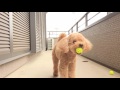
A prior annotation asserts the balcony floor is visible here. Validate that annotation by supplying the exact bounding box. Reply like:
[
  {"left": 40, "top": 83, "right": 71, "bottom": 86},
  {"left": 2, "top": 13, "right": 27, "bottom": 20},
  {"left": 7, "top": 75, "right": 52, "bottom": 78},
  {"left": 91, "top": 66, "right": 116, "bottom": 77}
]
[{"left": 6, "top": 50, "right": 120, "bottom": 78}]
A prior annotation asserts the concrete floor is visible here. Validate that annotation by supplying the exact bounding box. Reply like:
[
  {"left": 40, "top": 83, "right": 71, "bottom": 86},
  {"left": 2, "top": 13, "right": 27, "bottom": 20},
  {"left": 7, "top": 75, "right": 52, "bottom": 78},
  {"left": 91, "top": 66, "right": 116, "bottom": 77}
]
[{"left": 6, "top": 50, "right": 120, "bottom": 78}]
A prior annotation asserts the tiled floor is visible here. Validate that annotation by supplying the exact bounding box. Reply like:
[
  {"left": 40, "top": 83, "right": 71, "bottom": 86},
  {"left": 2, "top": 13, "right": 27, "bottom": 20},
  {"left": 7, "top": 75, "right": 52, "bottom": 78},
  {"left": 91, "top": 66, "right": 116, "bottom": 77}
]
[{"left": 6, "top": 50, "right": 120, "bottom": 78}]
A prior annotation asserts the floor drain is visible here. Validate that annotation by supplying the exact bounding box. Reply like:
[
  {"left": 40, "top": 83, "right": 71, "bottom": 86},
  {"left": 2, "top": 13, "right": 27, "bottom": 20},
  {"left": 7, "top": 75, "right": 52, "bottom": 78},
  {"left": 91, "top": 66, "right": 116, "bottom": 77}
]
[{"left": 82, "top": 61, "right": 88, "bottom": 62}]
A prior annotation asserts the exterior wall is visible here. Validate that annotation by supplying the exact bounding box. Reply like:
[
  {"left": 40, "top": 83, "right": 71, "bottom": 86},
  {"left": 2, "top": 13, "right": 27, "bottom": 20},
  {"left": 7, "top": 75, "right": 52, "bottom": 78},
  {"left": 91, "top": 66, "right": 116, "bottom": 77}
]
[
  {"left": 81, "top": 13, "right": 120, "bottom": 72},
  {"left": 0, "top": 12, "right": 46, "bottom": 78},
  {"left": 0, "top": 54, "right": 29, "bottom": 78},
  {"left": 0, "top": 52, "right": 43, "bottom": 78}
]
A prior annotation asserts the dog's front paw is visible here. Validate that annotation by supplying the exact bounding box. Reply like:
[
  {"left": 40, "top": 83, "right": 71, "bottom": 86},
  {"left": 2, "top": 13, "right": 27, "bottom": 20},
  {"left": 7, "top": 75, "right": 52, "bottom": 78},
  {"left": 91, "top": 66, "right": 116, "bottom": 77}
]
[{"left": 53, "top": 72, "right": 58, "bottom": 77}]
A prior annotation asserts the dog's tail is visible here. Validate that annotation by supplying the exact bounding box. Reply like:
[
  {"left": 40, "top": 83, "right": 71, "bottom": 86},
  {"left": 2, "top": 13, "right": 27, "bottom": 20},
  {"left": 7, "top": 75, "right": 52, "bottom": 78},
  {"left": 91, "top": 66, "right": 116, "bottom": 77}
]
[{"left": 57, "top": 33, "right": 66, "bottom": 42}]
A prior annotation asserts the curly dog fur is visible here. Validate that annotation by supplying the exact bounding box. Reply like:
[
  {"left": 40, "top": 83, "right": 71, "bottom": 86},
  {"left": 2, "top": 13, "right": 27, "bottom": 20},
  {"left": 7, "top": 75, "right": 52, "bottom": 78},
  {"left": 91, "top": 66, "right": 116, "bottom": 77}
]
[{"left": 52, "top": 32, "right": 93, "bottom": 78}]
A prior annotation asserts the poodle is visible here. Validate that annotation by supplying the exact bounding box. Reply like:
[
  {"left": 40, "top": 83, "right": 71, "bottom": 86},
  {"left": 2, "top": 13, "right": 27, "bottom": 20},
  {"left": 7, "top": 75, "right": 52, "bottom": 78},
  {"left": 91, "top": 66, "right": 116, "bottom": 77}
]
[{"left": 52, "top": 32, "right": 93, "bottom": 78}]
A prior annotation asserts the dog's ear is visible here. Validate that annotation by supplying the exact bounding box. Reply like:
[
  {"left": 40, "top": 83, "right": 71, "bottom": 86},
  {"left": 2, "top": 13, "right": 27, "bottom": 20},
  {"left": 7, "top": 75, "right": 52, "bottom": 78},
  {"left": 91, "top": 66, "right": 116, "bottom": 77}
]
[
  {"left": 58, "top": 38, "right": 69, "bottom": 53},
  {"left": 84, "top": 38, "right": 93, "bottom": 52}
]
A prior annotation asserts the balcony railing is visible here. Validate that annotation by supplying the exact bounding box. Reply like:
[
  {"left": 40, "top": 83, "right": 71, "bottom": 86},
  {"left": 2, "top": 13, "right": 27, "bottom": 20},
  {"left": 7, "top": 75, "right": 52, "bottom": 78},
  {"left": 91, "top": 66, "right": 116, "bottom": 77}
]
[
  {"left": 47, "top": 31, "right": 68, "bottom": 38},
  {"left": 47, "top": 12, "right": 113, "bottom": 38}
]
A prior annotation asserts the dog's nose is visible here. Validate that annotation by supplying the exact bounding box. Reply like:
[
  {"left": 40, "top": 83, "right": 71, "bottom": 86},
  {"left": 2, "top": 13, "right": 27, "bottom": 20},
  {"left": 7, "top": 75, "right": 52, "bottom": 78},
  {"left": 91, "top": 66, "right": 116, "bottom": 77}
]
[{"left": 79, "top": 44, "right": 83, "bottom": 48}]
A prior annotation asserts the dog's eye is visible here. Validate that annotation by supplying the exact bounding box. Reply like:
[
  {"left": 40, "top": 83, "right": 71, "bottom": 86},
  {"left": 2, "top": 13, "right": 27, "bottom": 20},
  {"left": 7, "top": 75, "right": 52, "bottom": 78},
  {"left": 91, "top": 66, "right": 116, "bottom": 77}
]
[{"left": 73, "top": 40, "right": 76, "bottom": 43}]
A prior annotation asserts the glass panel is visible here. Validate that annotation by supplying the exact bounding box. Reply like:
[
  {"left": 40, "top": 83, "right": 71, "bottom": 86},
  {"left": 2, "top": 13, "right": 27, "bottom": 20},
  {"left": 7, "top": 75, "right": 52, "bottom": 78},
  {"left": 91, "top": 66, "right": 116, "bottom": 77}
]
[
  {"left": 66, "top": 32, "right": 68, "bottom": 35},
  {"left": 88, "top": 12, "right": 99, "bottom": 20},
  {"left": 78, "top": 17, "right": 85, "bottom": 27},
  {"left": 88, "top": 12, "right": 107, "bottom": 26},
  {"left": 73, "top": 25, "right": 76, "bottom": 32},
  {"left": 69, "top": 30, "right": 72, "bottom": 34},
  {"left": 78, "top": 23, "right": 85, "bottom": 32}
]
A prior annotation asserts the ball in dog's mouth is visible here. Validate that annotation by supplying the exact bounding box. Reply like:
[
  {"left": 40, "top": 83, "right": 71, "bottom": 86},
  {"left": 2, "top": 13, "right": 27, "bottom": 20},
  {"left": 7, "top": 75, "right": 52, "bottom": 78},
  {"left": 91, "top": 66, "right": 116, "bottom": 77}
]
[{"left": 75, "top": 48, "right": 83, "bottom": 54}]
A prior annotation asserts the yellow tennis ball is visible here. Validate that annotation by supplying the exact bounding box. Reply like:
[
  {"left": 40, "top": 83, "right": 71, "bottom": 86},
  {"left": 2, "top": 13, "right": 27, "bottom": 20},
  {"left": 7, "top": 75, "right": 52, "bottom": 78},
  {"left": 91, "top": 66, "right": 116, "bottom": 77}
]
[
  {"left": 76, "top": 48, "right": 83, "bottom": 54},
  {"left": 109, "top": 70, "right": 114, "bottom": 75}
]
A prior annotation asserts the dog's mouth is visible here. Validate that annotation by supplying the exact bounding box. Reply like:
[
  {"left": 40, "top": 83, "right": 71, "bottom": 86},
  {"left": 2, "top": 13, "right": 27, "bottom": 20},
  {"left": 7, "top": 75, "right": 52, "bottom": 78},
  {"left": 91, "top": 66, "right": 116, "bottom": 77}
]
[{"left": 77, "top": 53, "right": 82, "bottom": 55}]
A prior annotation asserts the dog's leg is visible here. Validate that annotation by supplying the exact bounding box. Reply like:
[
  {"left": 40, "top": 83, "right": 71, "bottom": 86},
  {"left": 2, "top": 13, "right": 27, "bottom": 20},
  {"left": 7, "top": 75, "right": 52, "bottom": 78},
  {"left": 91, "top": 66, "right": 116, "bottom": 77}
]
[
  {"left": 59, "top": 61, "right": 69, "bottom": 78},
  {"left": 68, "top": 59, "right": 76, "bottom": 78},
  {"left": 52, "top": 53, "right": 59, "bottom": 77}
]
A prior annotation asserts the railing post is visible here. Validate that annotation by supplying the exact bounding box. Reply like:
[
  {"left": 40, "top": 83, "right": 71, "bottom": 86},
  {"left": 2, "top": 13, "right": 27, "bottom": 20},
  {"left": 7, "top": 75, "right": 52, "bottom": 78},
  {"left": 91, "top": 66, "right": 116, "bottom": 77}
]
[
  {"left": 71, "top": 28, "right": 73, "bottom": 33},
  {"left": 85, "top": 14, "right": 88, "bottom": 27},
  {"left": 76, "top": 22, "right": 78, "bottom": 32},
  {"left": 49, "top": 32, "right": 50, "bottom": 38}
]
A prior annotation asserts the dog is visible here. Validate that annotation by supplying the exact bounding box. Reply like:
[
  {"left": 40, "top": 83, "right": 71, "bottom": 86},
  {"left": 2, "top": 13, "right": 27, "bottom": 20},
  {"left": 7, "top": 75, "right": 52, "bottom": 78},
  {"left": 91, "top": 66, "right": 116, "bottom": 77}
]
[{"left": 52, "top": 32, "right": 93, "bottom": 78}]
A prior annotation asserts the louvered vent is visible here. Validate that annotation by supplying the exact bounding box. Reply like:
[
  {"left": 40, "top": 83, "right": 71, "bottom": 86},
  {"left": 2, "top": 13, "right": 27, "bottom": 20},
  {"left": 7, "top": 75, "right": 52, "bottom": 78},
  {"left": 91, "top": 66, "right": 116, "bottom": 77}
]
[
  {"left": 0, "top": 12, "right": 10, "bottom": 55},
  {"left": 13, "top": 12, "right": 30, "bottom": 52}
]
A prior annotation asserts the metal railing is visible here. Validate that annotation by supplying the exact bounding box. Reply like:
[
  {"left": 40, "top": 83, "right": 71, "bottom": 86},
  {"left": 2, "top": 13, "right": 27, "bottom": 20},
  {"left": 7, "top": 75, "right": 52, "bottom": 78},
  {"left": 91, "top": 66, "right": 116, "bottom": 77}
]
[
  {"left": 68, "top": 12, "right": 89, "bottom": 34},
  {"left": 47, "top": 12, "right": 113, "bottom": 38},
  {"left": 47, "top": 31, "right": 68, "bottom": 38}
]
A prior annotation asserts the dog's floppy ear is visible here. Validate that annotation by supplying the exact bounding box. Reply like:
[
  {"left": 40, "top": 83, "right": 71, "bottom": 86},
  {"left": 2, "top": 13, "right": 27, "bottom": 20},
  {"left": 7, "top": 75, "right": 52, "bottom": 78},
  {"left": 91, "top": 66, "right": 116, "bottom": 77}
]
[
  {"left": 58, "top": 37, "right": 69, "bottom": 53},
  {"left": 84, "top": 38, "right": 93, "bottom": 52}
]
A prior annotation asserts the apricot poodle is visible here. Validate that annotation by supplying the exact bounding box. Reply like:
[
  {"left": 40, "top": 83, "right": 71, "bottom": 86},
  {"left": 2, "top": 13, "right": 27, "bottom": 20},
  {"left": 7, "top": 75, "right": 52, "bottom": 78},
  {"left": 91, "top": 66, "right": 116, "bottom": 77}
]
[{"left": 52, "top": 32, "right": 93, "bottom": 78}]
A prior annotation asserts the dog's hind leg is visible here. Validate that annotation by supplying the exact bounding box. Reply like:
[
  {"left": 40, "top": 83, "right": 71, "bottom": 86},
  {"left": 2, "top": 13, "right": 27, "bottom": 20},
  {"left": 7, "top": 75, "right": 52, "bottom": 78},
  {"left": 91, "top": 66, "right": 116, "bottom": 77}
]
[{"left": 52, "top": 51, "right": 59, "bottom": 77}]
